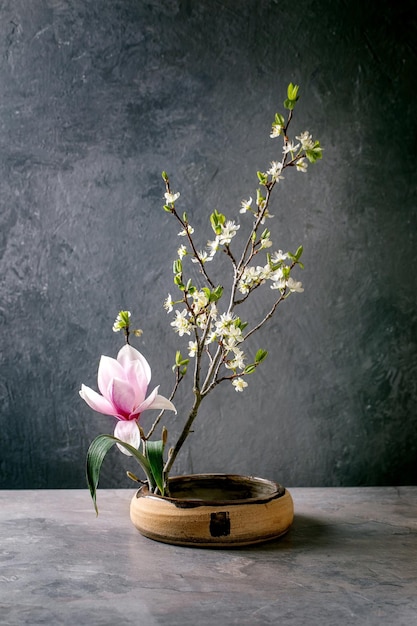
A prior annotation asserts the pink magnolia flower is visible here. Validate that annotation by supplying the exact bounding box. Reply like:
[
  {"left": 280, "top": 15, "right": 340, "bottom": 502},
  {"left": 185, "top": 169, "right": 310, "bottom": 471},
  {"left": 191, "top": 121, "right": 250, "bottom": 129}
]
[{"left": 80, "top": 345, "right": 176, "bottom": 454}]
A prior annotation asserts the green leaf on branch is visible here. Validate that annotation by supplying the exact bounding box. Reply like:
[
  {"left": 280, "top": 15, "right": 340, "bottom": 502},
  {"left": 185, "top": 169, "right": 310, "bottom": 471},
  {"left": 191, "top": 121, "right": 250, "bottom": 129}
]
[
  {"left": 287, "top": 83, "right": 300, "bottom": 101},
  {"left": 113, "top": 310, "right": 131, "bottom": 332},
  {"left": 282, "top": 266, "right": 291, "bottom": 280},
  {"left": 274, "top": 112, "right": 285, "bottom": 126},
  {"left": 210, "top": 209, "right": 226, "bottom": 234},
  {"left": 185, "top": 278, "right": 196, "bottom": 293},
  {"left": 284, "top": 82, "right": 300, "bottom": 110},
  {"left": 284, "top": 99, "right": 295, "bottom": 110},
  {"left": 255, "top": 349, "right": 268, "bottom": 363},
  {"left": 173, "top": 275, "right": 184, "bottom": 289},
  {"left": 174, "top": 351, "right": 189, "bottom": 372},
  {"left": 257, "top": 171, "right": 268, "bottom": 186},
  {"left": 288, "top": 246, "right": 304, "bottom": 268},
  {"left": 86, "top": 434, "right": 154, "bottom": 515},
  {"left": 173, "top": 259, "right": 182, "bottom": 275},
  {"left": 256, "top": 189, "right": 265, "bottom": 206},
  {"left": 306, "top": 141, "right": 323, "bottom": 163},
  {"left": 211, "top": 285, "right": 223, "bottom": 302},
  {"left": 201, "top": 285, "right": 223, "bottom": 303},
  {"left": 175, "top": 350, "right": 182, "bottom": 366}
]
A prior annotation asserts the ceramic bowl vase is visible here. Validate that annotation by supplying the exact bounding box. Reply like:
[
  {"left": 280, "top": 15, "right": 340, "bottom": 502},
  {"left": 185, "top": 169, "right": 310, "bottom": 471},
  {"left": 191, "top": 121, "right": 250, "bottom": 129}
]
[{"left": 130, "top": 473, "right": 294, "bottom": 547}]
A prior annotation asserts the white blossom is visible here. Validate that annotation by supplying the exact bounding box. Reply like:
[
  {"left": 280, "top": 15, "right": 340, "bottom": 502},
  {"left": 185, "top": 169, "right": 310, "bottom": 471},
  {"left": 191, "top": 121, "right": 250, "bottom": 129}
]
[
  {"left": 271, "top": 250, "right": 289, "bottom": 263},
  {"left": 267, "top": 161, "right": 284, "bottom": 183},
  {"left": 164, "top": 294, "right": 174, "bottom": 313},
  {"left": 178, "top": 224, "right": 194, "bottom": 237},
  {"left": 205, "top": 328, "right": 218, "bottom": 345},
  {"left": 225, "top": 325, "right": 243, "bottom": 343},
  {"left": 259, "top": 208, "right": 274, "bottom": 224},
  {"left": 188, "top": 341, "right": 198, "bottom": 357},
  {"left": 237, "top": 282, "right": 250, "bottom": 295},
  {"left": 207, "top": 238, "right": 219, "bottom": 257},
  {"left": 270, "top": 123, "right": 283, "bottom": 138},
  {"left": 258, "top": 264, "right": 274, "bottom": 280},
  {"left": 218, "top": 221, "right": 240, "bottom": 245},
  {"left": 215, "top": 313, "right": 243, "bottom": 342},
  {"left": 165, "top": 191, "right": 180, "bottom": 204},
  {"left": 260, "top": 236, "right": 273, "bottom": 249},
  {"left": 271, "top": 280, "right": 286, "bottom": 291},
  {"left": 209, "top": 302, "right": 218, "bottom": 320},
  {"left": 282, "top": 141, "right": 300, "bottom": 155},
  {"left": 296, "top": 158, "right": 308, "bottom": 173},
  {"left": 232, "top": 377, "right": 248, "bottom": 392},
  {"left": 177, "top": 245, "right": 187, "bottom": 259},
  {"left": 270, "top": 267, "right": 286, "bottom": 290},
  {"left": 287, "top": 277, "right": 304, "bottom": 293},
  {"left": 191, "top": 290, "right": 209, "bottom": 314},
  {"left": 296, "top": 131, "right": 315, "bottom": 151},
  {"left": 191, "top": 250, "right": 212, "bottom": 264},
  {"left": 222, "top": 336, "right": 239, "bottom": 352},
  {"left": 215, "top": 313, "right": 233, "bottom": 334},
  {"left": 170, "top": 309, "right": 192, "bottom": 336},
  {"left": 238, "top": 266, "right": 263, "bottom": 294},
  {"left": 240, "top": 197, "right": 253, "bottom": 214},
  {"left": 225, "top": 347, "right": 246, "bottom": 370}
]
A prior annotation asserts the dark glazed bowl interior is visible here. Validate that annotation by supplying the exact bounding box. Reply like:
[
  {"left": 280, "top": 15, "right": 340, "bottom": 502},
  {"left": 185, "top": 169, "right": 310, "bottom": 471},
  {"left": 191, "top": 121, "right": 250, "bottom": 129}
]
[{"left": 155, "top": 474, "right": 285, "bottom": 505}]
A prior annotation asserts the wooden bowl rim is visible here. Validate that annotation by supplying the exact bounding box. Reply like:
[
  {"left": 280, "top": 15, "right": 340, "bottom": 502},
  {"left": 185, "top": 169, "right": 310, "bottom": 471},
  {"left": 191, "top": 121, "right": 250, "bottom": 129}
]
[{"left": 133, "top": 473, "right": 287, "bottom": 508}]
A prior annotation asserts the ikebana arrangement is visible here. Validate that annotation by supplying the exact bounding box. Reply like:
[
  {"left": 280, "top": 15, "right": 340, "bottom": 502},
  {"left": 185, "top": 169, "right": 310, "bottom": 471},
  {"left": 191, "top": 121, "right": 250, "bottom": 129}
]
[{"left": 80, "top": 83, "right": 322, "bottom": 545}]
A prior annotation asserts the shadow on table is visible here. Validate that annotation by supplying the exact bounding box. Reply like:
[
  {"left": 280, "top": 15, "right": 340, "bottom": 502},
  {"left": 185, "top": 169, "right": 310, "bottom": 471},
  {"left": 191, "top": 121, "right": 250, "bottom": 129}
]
[{"left": 242, "top": 514, "right": 337, "bottom": 553}]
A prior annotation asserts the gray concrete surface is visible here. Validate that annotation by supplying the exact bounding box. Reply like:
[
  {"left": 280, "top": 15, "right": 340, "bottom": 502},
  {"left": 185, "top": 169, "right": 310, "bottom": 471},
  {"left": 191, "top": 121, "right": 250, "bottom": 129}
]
[{"left": 1, "top": 487, "right": 416, "bottom": 625}]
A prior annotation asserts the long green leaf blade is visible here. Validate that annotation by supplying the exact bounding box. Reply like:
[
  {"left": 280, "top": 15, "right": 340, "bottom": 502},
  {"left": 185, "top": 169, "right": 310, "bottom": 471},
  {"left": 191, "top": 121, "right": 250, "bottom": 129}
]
[
  {"left": 146, "top": 439, "right": 165, "bottom": 495},
  {"left": 86, "top": 434, "right": 154, "bottom": 515}
]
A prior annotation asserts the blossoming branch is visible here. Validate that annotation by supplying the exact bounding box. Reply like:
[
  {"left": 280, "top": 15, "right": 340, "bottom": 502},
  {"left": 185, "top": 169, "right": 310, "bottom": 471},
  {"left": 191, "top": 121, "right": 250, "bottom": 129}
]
[{"left": 82, "top": 83, "right": 322, "bottom": 508}]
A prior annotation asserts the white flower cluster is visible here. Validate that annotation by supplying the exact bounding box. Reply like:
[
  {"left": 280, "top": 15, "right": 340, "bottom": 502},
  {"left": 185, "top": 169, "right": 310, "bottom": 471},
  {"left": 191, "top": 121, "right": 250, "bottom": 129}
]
[
  {"left": 164, "top": 183, "right": 304, "bottom": 391},
  {"left": 173, "top": 219, "right": 241, "bottom": 265},
  {"left": 237, "top": 250, "right": 303, "bottom": 295},
  {"left": 167, "top": 288, "right": 249, "bottom": 389},
  {"left": 161, "top": 87, "right": 322, "bottom": 401},
  {"left": 239, "top": 196, "right": 274, "bottom": 222},
  {"left": 296, "top": 131, "right": 316, "bottom": 151},
  {"left": 267, "top": 161, "right": 284, "bottom": 183},
  {"left": 205, "top": 220, "right": 240, "bottom": 261}
]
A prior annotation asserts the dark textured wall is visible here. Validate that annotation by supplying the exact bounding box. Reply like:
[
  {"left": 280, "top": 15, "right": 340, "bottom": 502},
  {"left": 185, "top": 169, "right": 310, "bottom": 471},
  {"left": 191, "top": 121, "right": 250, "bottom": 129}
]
[{"left": 1, "top": 0, "right": 416, "bottom": 489}]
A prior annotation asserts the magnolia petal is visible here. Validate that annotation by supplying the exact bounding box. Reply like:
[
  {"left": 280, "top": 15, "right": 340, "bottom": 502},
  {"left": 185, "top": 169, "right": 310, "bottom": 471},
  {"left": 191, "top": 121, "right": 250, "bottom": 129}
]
[
  {"left": 79, "top": 384, "right": 116, "bottom": 416},
  {"left": 134, "top": 385, "right": 177, "bottom": 415},
  {"left": 125, "top": 359, "right": 148, "bottom": 408},
  {"left": 117, "top": 345, "right": 152, "bottom": 384},
  {"left": 148, "top": 394, "right": 177, "bottom": 414},
  {"left": 132, "top": 384, "right": 159, "bottom": 415},
  {"left": 108, "top": 377, "right": 136, "bottom": 419},
  {"left": 97, "top": 355, "right": 127, "bottom": 398},
  {"left": 114, "top": 420, "right": 141, "bottom": 456}
]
